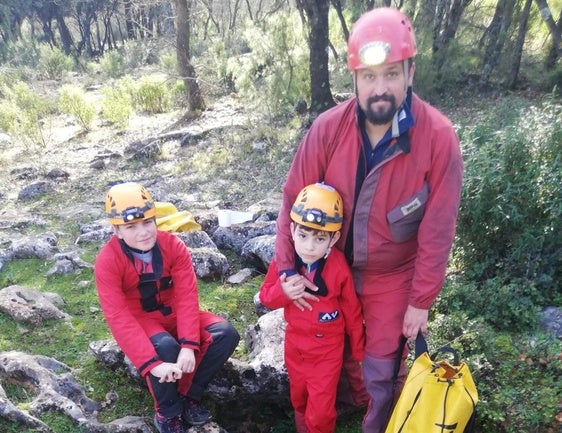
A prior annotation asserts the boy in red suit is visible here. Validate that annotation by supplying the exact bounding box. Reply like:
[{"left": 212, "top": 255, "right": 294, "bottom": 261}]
[
  {"left": 94, "top": 182, "right": 239, "bottom": 433},
  {"left": 259, "top": 183, "right": 365, "bottom": 433}
]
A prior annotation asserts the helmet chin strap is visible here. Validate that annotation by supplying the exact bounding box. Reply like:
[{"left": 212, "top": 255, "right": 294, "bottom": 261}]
[{"left": 391, "top": 59, "right": 411, "bottom": 138}]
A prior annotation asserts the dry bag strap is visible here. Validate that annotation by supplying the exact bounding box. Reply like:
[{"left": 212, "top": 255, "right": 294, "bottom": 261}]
[
  {"left": 430, "top": 345, "right": 460, "bottom": 365},
  {"left": 391, "top": 332, "right": 427, "bottom": 401}
]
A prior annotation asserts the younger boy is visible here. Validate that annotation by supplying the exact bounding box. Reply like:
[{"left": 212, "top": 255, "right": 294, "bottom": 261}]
[
  {"left": 94, "top": 182, "right": 240, "bottom": 433},
  {"left": 259, "top": 183, "right": 365, "bottom": 433}
]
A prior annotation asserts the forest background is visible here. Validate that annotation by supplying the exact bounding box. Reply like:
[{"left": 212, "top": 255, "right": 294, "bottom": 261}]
[{"left": 0, "top": 0, "right": 561, "bottom": 432}]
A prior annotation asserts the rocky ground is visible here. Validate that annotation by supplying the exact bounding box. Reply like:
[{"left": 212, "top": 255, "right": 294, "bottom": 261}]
[{"left": 0, "top": 79, "right": 281, "bottom": 251}]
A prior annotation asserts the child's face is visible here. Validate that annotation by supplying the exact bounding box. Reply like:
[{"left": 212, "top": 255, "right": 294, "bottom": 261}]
[
  {"left": 113, "top": 218, "right": 157, "bottom": 251},
  {"left": 291, "top": 222, "right": 340, "bottom": 265}
]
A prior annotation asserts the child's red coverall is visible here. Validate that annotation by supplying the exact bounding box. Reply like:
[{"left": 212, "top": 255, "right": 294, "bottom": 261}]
[{"left": 260, "top": 248, "right": 365, "bottom": 433}]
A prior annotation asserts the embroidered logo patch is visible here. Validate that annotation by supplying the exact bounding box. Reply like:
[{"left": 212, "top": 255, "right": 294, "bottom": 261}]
[
  {"left": 401, "top": 197, "right": 421, "bottom": 216},
  {"left": 318, "top": 310, "right": 339, "bottom": 323}
]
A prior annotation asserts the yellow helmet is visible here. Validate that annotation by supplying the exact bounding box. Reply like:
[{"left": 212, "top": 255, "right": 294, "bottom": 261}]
[
  {"left": 290, "top": 183, "right": 343, "bottom": 232},
  {"left": 105, "top": 182, "right": 156, "bottom": 225}
]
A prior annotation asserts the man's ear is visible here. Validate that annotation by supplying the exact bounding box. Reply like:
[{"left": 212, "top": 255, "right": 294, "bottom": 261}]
[
  {"left": 408, "top": 61, "right": 416, "bottom": 87},
  {"left": 330, "top": 231, "right": 341, "bottom": 246}
]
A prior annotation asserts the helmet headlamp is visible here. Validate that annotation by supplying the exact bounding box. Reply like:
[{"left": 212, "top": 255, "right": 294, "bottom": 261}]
[
  {"left": 122, "top": 207, "right": 145, "bottom": 223},
  {"left": 302, "top": 208, "right": 327, "bottom": 227},
  {"left": 359, "top": 41, "right": 391, "bottom": 66}
]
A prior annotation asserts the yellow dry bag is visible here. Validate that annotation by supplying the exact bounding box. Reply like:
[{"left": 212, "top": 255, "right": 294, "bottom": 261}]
[
  {"left": 385, "top": 333, "right": 478, "bottom": 433},
  {"left": 155, "top": 202, "right": 201, "bottom": 233}
]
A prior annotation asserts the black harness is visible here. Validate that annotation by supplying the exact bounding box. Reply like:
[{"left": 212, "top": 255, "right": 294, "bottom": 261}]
[{"left": 120, "top": 240, "right": 174, "bottom": 316}]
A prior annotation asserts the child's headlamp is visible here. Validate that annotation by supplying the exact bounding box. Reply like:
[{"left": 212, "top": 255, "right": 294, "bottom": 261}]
[
  {"left": 122, "top": 207, "right": 145, "bottom": 223},
  {"left": 302, "top": 208, "right": 327, "bottom": 227}
]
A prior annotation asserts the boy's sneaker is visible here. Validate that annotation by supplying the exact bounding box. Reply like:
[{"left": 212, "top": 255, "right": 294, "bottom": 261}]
[
  {"left": 153, "top": 412, "right": 185, "bottom": 433},
  {"left": 183, "top": 398, "right": 212, "bottom": 426}
]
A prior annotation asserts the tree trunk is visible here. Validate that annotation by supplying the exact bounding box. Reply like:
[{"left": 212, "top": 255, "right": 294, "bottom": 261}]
[
  {"left": 124, "top": 0, "right": 136, "bottom": 39},
  {"left": 544, "top": 7, "right": 562, "bottom": 68},
  {"left": 414, "top": 0, "right": 437, "bottom": 46},
  {"left": 533, "top": 0, "right": 561, "bottom": 68},
  {"left": 432, "top": 0, "right": 472, "bottom": 73},
  {"left": 54, "top": 11, "right": 73, "bottom": 55},
  {"left": 175, "top": 0, "right": 206, "bottom": 113},
  {"left": 296, "top": 0, "right": 335, "bottom": 114},
  {"left": 507, "top": 0, "right": 532, "bottom": 88},
  {"left": 479, "top": 0, "right": 515, "bottom": 87},
  {"left": 330, "top": 0, "right": 349, "bottom": 42}
]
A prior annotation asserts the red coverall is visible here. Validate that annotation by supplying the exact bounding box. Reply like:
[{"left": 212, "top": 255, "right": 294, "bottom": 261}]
[
  {"left": 274, "top": 92, "right": 463, "bottom": 432},
  {"left": 260, "top": 248, "right": 365, "bottom": 433},
  {"left": 94, "top": 231, "right": 228, "bottom": 417}
]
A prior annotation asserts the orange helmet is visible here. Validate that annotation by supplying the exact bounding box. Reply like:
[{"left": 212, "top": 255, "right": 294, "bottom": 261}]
[
  {"left": 290, "top": 183, "right": 344, "bottom": 232},
  {"left": 105, "top": 182, "right": 156, "bottom": 225},
  {"left": 347, "top": 7, "right": 417, "bottom": 70}
]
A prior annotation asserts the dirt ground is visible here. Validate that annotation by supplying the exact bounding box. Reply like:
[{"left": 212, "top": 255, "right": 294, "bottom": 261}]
[{"left": 0, "top": 78, "right": 257, "bottom": 247}]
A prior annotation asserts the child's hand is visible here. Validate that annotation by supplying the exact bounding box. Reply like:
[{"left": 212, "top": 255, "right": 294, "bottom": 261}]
[
  {"left": 280, "top": 273, "right": 319, "bottom": 311},
  {"left": 150, "top": 362, "right": 183, "bottom": 383},
  {"left": 177, "top": 348, "right": 196, "bottom": 373}
]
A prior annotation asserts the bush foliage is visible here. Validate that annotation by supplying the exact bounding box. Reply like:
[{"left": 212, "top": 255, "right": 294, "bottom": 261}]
[
  {"left": 58, "top": 85, "right": 96, "bottom": 131},
  {"left": 38, "top": 45, "right": 74, "bottom": 80},
  {"left": 0, "top": 75, "right": 52, "bottom": 146},
  {"left": 454, "top": 95, "right": 562, "bottom": 309},
  {"left": 433, "top": 94, "right": 562, "bottom": 432}
]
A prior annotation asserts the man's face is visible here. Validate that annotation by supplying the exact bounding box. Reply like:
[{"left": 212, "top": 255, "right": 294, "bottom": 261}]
[{"left": 355, "top": 61, "right": 414, "bottom": 126}]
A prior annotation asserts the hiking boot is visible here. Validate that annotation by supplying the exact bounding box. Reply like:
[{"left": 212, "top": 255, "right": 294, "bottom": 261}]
[
  {"left": 183, "top": 398, "right": 212, "bottom": 426},
  {"left": 153, "top": 413, "right": 185, "bottom": 433}
]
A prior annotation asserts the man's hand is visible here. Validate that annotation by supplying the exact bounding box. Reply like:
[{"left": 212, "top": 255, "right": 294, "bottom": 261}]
[
  {"left": 150, "top": 362, "right": 183, "bottom": 383},
  {"left": 177, "top": 348, "right": 196, "bottom": 373},
  {"left": 402, "top": 305, "right": 429, "bottom": 339},
  {"left": 280, "top": 273, "right": 319, "bottom": 311}
]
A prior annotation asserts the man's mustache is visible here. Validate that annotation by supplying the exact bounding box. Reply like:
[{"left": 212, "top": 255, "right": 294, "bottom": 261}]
[{"left": 367, "top": 94, "right": 394, "bottom": 103}]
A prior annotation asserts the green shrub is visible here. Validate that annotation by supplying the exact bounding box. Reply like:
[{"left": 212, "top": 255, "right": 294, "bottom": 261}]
[
  {"left": 1, "top": 33, "right": 40, "bottom": 70},
  {"left": 159, "top": 51, "right": 178, "bottom": 76},
  {"left": 170, "top": 79, "right": 187, "bottom": 108},
  {"left": 474, "top": 332, "right": 562, "bottom": 433},
  {"left": 58, "top": 85, "right": 95, "bottom": 131},
  {"left": 101, "top": 85, "right": 132, "bottom": 128},
  {"left": 226, "top": 11, "right": 309, "bottom": 118},
  {"left": 38, "top": 44, "right": 74, "bottom": 80},
  {"left": 121, "top": 39, "right": 161, "bottom": 69},
  {"left": 454, "top": 95, "right": 562, "bottom": 307},
  {"left": 0, "top": 78, "right": 51, "bottom": 146},
  {"left": 132, "top": 77, "right": 170, "bottom": 113},
  {"left": 436, "top": 276, "right": 542, "bottom": 331},
  {"left": 547, "top": 64, "right": 562, "bottom": 95},
  {"left": 100, "top": 49, "right": 125, "bottom": 79}
]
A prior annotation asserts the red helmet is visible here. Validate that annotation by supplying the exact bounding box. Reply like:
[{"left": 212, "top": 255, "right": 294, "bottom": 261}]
[{"left": 347, "top": 7, "right": 417, "bottom": 70}]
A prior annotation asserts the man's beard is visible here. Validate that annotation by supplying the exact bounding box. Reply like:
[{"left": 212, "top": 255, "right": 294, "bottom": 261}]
[{"left": 364, "top": 94, "right": 397, "bottom": 125}]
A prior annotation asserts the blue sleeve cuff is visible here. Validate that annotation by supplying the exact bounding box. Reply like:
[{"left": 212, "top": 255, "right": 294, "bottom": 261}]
[{"left": 279, "top": 269, "right": 297, "bottom": 277}]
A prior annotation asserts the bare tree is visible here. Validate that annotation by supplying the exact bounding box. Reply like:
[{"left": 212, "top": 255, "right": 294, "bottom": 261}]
[
  {"left": 534, "top": 0, "right": 561, "bottom": 68},
  {"left": 175, "top": 0, "right": 206, "bottom": 113},
  {"left": 507, "top": 0, "right": 532, "bottom": 88},
  {"left": 295, "top": 0, "right": 335, "bottom": 114},
  {"left": 479, "top": 0, "right": 516, "bottom": 86},
  {"left": 431, "top": 0, "right": 473, "bottom": 73}
]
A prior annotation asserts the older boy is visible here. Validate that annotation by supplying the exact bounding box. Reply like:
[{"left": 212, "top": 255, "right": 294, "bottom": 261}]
[{"left": 94, "top": 182, "right": 239, "bottom": 433}]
